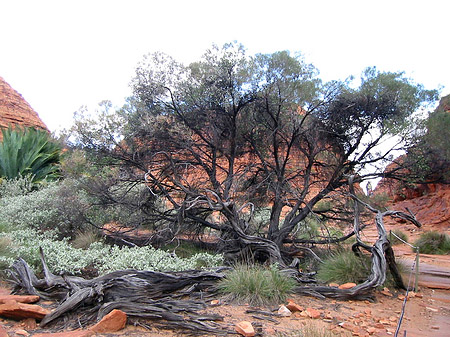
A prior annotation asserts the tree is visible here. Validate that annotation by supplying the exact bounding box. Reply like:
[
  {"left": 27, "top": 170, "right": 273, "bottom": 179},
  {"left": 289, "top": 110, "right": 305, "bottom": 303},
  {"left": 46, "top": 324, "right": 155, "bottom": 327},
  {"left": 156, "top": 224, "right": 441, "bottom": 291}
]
[
  {"left": 72, "top": 43, "right": 437, "bottom": 267},
  {"left": 0, "top": 126, "right": 62, "bottom": 183},
  {"left": 401, "top": 94, "right": 450, "bottom": 183}
]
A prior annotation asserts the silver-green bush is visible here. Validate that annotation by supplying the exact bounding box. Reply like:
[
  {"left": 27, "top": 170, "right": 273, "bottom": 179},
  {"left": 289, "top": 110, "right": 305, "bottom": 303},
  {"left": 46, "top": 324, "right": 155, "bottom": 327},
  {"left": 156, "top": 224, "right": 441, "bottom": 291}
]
[{"left": 0, "top": 228, "right": 223, "bottom": 275}]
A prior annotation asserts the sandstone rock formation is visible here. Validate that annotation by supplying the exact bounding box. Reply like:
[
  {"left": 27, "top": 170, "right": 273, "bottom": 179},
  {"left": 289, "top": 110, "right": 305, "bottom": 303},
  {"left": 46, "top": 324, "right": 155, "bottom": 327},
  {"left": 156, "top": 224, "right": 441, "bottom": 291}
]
[
  {"left": 0, "top": 76, "right": 48, "bottom": 140},
  {"left": 374, "top": 95, "right": 450, "bottom": 231}
]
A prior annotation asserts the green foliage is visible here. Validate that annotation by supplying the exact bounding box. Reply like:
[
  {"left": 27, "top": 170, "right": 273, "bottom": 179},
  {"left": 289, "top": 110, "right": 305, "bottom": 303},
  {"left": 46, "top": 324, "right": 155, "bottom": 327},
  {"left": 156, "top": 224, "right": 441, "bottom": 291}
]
[
  {"left": 0, "top": 175, "right": 34, "bottom": 197},
  {"left": 0, "top": 228, "right": 223, "bottom": 275},
  {"left": 317, "top": 250, "right": 370, "bottom": 284},
  {"left": 317, "top": 249, "right": 405, "bottom": 288},
  {"left": 163, "top": 241, "right": 210, "bottom": 258},
  {"left": 0, "top": 180, "right": 88, "bottom": 236},
  {"left": 0, "top": 176, "right": 157, "bottom": 238},
  {"left": 414, "top": 231, "right": 450, "bottom": 255},
  {"left": 0, "top": 127, "right": 62, "bottom": 183},
  {"left": 297, "top": 217, "right": 320, "bottom": 240},
  {"left": 68, "top": 43, "right": 438, "bottom": 266},
  {"left": 389, "top": 229, "right": 409, "bottom": 245},
  {"left": 218, "top": 264, "right": 296, "bottom": 306}
]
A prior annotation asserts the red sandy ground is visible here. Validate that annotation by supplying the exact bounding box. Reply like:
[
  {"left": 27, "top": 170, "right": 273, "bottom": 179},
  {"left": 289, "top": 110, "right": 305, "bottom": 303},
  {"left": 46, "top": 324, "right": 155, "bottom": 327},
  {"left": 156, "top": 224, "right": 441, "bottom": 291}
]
[{"left": 0, "top": 270, "right": 449, "bottom": 337}]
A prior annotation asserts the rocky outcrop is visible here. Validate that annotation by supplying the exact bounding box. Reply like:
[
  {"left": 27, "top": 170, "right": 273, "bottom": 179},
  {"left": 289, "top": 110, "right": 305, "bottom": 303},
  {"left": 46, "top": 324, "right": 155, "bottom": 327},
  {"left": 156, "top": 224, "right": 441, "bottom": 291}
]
[
  {"left": 0, "top": 76, "right": 48, "bottom": 140},
  {"left": 374, "top": 95, "right": 450, "bottom": 230}
]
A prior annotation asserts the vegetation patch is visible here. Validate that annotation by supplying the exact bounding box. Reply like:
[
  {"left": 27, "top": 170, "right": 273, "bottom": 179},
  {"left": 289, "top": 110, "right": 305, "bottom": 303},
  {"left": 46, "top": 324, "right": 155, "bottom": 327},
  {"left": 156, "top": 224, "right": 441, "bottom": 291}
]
[
  {"left": 414, "top": 231, "right": 450, "bottom": 254},
  {"left": 277, "top": 322, "right": 351, "bottom": 337},
  {"left": 317, "top": 250, "right": 371, "bottom": 285},
  {"left": 317, "top": 249, "right": 405, "bottom": 288},
  {"left": 0, "top": 229, "right": 223, "bottom": 276},
  {"left": 218, "top": 264, "right": 296, "bottom": 306}
]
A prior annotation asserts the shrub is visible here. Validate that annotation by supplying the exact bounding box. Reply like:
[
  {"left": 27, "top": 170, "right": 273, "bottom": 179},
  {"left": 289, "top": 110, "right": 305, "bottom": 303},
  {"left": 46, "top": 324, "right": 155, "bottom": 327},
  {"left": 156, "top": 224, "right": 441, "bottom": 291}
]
[
  {"left": 297, "top": 216, "right": 320, "bottom": 240},
  {"left": 0, "top": 228, "right": 223, "bottom": 275},
  {"left": 0, "top": 177, "right": 144, "bottom": 238},
  {"left": 0, "top": 126, "right": 62, "bottom": 183},
  {"left": 0, "top": 175, "right": 34, "bottom": 198},
  {"left": 389, "top": 229, "right": 409, "bottom": 245},
  {"left": 218, "top": 264, "right": 296, "bottom": 306},
  {"left": 0, "top": 180, "right": 88, "bottom": 236},
  {"left": 163, "top": 241, "right": 210, "bottom": 258},
  {"left": 414, "top": 231, "right": 450, "bottom": 254}
]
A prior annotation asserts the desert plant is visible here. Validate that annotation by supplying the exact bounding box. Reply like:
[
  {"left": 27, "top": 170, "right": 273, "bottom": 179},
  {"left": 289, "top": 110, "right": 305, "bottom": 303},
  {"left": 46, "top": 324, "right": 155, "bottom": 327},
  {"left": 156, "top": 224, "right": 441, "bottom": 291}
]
[
  {"left": 163, "top": 240, "right": 211, "bottom": 258},
  {"left": 389, "top": 229, "right": 409, "bottom": 245},
  {"left": 218, "top": 264, "right": 296, "bottom": 306},
  {"left": 277, "top": 322, "right": 351, "bottom": 337},
  {"left": 317, "top": 249, "right": 406, "bottom": 289},
  {"left": 414, "top": 231, "right": 450, "bottom": 254},
  {"left": 0, "top": 126, "right": 62, "bottom": 183},
  {"left": 0, "top": 175, "right": 34, "bottom": 198},
  {"left": 71, "top": 229, "right": 102, "bottom": 249},
  {"left": 0, "top": 228, "right": 223, "bottom": 275},
  {"left": 317, "top": 250, "right": 370, "bottom": 284}
]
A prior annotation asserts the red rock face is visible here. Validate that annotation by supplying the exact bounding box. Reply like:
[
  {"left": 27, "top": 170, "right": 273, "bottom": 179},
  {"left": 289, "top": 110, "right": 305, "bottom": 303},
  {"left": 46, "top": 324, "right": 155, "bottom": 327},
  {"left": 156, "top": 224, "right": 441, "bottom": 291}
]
[
  {"left": 374, "top": 96, "right": 450, "bottom": 231},
  {"left": 0, "top": 76, "right": 48, "bottom": 140}
]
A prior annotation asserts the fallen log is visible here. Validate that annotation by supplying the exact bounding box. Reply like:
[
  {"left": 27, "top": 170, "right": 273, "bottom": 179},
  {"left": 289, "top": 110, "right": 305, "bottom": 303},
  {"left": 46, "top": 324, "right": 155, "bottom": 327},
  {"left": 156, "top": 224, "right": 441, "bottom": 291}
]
[{"left": 8, "top": 253, "right": 231, "bottom": 335}]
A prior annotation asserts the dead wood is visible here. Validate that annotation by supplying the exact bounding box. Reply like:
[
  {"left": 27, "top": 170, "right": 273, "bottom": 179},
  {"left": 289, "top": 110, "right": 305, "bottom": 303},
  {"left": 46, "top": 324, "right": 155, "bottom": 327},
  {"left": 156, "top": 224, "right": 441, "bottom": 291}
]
[
  {"left": 294, "top": 176, "right": 422, "bottom": 300},
  {"left": 8, "top": 252, "right": 232, "bottom": 335}
]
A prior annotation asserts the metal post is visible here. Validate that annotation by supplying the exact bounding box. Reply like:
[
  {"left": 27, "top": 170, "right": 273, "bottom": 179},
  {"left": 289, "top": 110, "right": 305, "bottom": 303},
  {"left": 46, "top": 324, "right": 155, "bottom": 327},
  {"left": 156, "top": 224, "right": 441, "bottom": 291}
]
[{"left": 414, "top": 247, "right": 419, "bottom": 292}]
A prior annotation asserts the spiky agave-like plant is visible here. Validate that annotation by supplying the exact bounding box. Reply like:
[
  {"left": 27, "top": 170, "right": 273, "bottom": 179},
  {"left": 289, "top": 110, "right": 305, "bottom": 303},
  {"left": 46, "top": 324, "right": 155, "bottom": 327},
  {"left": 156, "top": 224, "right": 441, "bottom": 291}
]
[{"left": 0, "top": 126, "right": 62, "bottom": 183}]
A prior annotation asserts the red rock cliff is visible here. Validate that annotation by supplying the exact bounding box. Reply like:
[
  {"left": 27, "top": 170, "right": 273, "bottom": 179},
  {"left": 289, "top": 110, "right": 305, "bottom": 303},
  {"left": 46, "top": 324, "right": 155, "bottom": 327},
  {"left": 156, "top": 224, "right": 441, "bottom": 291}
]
[
  {"left": 0, "top": 76, "right": 48, "bottom": 140},
  {"left": 374, "top": 95, "right": 450, "bottom": 230}
]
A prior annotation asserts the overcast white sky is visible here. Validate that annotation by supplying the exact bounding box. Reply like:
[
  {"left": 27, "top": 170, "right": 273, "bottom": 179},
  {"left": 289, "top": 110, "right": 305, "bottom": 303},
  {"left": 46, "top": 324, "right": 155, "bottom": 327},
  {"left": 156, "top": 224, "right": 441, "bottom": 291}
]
[{"left": 1, "top": 0, "right": 449, "bottom": 132}]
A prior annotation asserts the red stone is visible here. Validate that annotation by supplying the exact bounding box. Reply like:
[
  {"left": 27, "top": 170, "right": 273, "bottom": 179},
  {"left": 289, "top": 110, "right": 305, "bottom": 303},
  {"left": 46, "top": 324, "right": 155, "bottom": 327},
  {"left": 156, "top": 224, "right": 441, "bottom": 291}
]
[
  {"left": 21, "top": 317, "right": 37, "bottom": 330},
  {"left": 32, "top": 330, "right": 94, "bottom": 337},
  {"left": 0, "top": 324, "right": 8, "bottom": 337},
  {"left": 0, "top": 300, "right": 50, "bottom": 320},
  {"left": 89, "top": 309, "right": 127, "bottom": 333},
  {"left": 235, "top": 321, "right": 255, "bottom": 337},
  {"left": 286, "top": 301, "right": 303, "bottom": 312},
  {"left": 305, "top": 307, "right": 321, "bottom": 319},
  {"left": 338, "top": 282, "right": 357, "bottom": 289},
  {"left": 0, "top": 295, "right": 40, "bottom": 304}
]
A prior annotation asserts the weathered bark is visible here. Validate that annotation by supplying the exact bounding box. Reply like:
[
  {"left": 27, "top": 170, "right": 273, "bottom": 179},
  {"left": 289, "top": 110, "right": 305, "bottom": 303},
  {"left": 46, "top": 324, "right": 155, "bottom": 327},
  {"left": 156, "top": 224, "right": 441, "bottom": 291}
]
[
  {"left": 294, "top": 178, "right": 421, "bottom": 299},
  {"left": 8, "top": 252, "right": 231, "bottom": 335}
]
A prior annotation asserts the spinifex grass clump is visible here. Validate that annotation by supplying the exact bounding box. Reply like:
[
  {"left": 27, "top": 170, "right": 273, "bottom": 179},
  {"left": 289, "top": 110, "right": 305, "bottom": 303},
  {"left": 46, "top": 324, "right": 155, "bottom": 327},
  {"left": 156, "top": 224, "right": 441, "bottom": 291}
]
[
  {"left": 317, "top": 249, "right": 405, "bottom": 289},
  {"left": 218, "top": 264, "right": 296, "bottom": 306},
  {"left": 414, "top": 231, "right": 450, "bottom": 254},
  {"left": 317, "top": 250, "right": 370, "bottom": 285}
]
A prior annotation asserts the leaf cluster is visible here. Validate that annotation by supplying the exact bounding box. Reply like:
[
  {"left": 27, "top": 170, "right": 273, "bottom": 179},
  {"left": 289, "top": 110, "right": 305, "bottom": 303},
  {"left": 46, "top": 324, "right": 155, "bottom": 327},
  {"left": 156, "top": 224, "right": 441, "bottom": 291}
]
[{"left": 0, "top": 126, "right": 62, "bottom": 183}]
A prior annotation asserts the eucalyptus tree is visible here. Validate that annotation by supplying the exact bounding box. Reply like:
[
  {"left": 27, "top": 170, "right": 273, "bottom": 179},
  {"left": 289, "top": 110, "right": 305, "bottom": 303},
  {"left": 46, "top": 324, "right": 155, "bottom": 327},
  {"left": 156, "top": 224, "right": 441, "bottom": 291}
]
[{"left": 72, "top": 43, "right": 437, "bottom": 266}]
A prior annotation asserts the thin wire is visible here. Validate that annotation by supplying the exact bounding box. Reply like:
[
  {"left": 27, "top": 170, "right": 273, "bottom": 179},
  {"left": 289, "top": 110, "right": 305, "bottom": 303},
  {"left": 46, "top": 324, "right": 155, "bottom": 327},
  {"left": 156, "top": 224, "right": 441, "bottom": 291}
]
[{"left": 394, "top": 237, "right": 419, "bottom": 337}]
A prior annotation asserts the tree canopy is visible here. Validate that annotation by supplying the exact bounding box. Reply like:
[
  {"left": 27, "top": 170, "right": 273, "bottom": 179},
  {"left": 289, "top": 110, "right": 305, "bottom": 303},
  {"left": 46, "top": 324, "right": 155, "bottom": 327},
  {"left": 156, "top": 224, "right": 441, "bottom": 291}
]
[{"left": 71, "top": 43, "right": 438, "bottom": 266}]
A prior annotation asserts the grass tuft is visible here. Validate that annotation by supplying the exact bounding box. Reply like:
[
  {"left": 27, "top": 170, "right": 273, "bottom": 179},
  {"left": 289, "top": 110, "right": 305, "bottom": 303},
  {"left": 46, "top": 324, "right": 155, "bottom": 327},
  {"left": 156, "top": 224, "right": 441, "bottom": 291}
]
[
  {"left": 218, "top": 264, "right": 296, "bottom": 306},
  {"left": 316, "top": 250, "right": 369, "bottom": 284},
  {"left": 414, "top": 231, "right": 450, "bottom": 255},
  {"left": 276, "top": 322, "right": 351, "bottom": 337},
  {"left": 316, "top": 249, "right": 406, "bottom": 289},
  {"left": 71, "top": 229, "right": 102, "bottom": 249}
]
